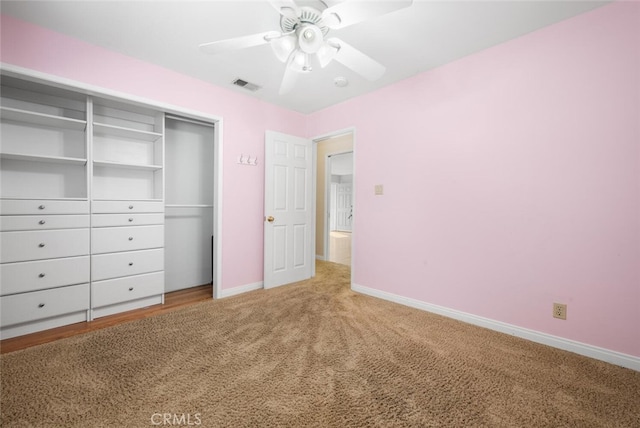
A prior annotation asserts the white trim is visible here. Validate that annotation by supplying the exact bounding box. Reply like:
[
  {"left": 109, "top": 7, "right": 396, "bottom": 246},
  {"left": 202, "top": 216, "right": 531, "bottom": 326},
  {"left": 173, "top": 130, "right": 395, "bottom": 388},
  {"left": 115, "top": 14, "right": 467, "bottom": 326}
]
[
  {"left": 218, "top": 281, "right": 263, "bottom": 299},
  {"left": 352, "top": 283, "right": 640, "bottom": 372},
  {"left": 316, "top": 255, "right": 326, "bottom": 261},
  {"left": 2, "top": 63, "right": 224, "bottom": 300}
]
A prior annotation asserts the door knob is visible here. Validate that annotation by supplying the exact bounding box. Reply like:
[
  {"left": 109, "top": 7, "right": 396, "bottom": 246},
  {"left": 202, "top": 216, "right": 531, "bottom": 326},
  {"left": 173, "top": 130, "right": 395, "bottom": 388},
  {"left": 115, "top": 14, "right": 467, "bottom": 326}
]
[{"left": 267, "top": 216, "right": 275, "bottom": 223}]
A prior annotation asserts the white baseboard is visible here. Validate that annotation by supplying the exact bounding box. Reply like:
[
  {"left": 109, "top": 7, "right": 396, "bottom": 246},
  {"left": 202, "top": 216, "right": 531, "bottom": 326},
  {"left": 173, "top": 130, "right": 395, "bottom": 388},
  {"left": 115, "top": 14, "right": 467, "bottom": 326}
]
[
  {"left": 316, "top": 255, "right": 326, "bottom": 261},
  {"left": 352, "top": 283, "right": 640, "bottom": 372},
  {"left": 219, "top": 281, "right": 263, "bottom": 299}
]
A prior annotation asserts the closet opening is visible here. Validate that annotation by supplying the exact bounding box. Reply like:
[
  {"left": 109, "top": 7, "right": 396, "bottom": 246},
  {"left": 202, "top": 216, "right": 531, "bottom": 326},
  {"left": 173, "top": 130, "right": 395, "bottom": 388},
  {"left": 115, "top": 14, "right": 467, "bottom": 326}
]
[{"left": 164, "top": 115, "right": 216, "bottom": 293}]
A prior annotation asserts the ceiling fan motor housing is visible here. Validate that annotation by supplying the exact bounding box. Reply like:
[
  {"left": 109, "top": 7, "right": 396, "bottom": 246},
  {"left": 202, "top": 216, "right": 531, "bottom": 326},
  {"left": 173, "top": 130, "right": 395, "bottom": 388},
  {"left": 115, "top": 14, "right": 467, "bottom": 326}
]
[{"left": 281, "top": 6, "right": 329, "bottom": 36}]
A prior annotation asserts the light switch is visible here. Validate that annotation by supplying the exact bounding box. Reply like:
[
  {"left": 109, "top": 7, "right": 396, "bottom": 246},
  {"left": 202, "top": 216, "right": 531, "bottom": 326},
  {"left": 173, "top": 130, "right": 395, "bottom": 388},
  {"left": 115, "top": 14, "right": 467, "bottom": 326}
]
[{"left": 374, "top": 184, "right": 384, "bottom": 195}]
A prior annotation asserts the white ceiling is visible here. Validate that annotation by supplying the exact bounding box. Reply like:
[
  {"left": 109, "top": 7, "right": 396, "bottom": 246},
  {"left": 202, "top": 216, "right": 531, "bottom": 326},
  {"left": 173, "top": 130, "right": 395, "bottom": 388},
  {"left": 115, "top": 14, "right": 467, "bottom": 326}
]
[{"left": 1, "top": 0, "right": 608, "bottom": 114}]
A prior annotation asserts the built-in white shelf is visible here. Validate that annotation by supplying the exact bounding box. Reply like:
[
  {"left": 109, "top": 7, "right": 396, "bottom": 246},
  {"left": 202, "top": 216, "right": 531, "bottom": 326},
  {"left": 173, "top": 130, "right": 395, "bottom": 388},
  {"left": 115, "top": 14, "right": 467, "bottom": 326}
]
[
  {"left": 0, "top": 196, "right": 88, "bottom": 201},
  {"left": 92, "top": 198, "right": 163, "bottom": 202},
  {"left": 165, "top": 204, "right": 214, "bottom": 208},
  {"left": 1, "top": 152, "right": 87, "bottom": 166},
  {"left": 1, "top": 106, "right": 86, "bottom": 130},
  {"left": 93, "top": 160, "right": 163, "bottom": 171},
  {"left": 93, "top": 122, "right": 162, "bottom": 142}
]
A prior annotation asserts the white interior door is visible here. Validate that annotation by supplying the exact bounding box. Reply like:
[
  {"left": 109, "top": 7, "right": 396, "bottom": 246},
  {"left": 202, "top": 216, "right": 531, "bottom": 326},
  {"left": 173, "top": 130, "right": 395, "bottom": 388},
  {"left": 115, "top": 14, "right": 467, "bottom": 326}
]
[
  {"left": 264, "top": 130, "right": 313, "bottom": 289},
  {"left": 336, "top": 182, "right": 352, "bottom": 232}
]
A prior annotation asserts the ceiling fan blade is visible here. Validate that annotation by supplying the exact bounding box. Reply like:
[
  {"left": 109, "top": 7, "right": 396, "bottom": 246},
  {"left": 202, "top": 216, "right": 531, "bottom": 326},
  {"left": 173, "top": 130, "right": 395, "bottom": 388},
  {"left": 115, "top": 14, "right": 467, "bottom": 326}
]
[
  {"left": 199, "top": 31, "right": 279, "bottom": 55},
  {"left": 279, "top": 52, "right": 305, "bottom": 94},
  {"left": 279, "top": 62, "right": 300, "bottom": 95},
  {"left": 322, "top": 0, "right": 413, "bottom": 30},
  {"left": 267, "top": 0, "right": 300, "bottom": 19},
  {"left": 329, "top": 37, "right": 386, "bottom": 81}
]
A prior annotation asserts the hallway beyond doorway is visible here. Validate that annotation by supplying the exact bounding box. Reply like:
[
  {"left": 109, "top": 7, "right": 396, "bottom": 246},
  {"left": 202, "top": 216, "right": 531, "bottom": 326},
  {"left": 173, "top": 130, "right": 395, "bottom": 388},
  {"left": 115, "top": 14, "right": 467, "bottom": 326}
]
[{"left": 329, "top": 231, "right": 351, "bottom": 266}]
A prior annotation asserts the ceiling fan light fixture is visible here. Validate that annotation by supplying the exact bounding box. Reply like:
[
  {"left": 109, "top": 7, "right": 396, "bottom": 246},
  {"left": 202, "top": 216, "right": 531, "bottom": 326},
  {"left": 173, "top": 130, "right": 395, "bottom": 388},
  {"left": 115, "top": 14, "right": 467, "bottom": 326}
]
[
  {"left": 289, "top": 50, "right": 312, "bottom": 73},
  {"left": 271, "top": 34, "right": 296, "bottom": 62},
  {"left": 317, "top": 41, "right": 339, "bottom": 68},
  {"left": 297, "top": 24, "right": 323, "bottom": 54}
]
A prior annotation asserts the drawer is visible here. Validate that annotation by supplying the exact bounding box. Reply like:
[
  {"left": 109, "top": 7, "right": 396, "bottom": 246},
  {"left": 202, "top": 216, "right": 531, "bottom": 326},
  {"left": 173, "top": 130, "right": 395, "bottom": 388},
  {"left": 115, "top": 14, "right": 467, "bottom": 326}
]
[
  {"left": 92, "top": 213, "right": 164, "bottom": 228},
  {"left": 0, "top": 215, "right": 89, "bottom": 231},
  {"left": 1, "top": 256, "right": 90, "bottom": 295},
  {"left": 91, "top": 225, "right": 163, "bottom": 254},
  {"left": 0, "top": 229, "right": 90, "bottom": 263},
  {"left": 92, "top": 272, "right": 164, "bottom": 308},
  {"left": 92, "top": 249, "right": 164, "bottom": 281},
  {"left": 92, "top": 200, "right": 164, "bottom": 214},
  {"left": 0, "top": 283, "right": 89, "bottom": 327},
  {"left": 0, "top": 199, "right": 89, "bottom": 215}
]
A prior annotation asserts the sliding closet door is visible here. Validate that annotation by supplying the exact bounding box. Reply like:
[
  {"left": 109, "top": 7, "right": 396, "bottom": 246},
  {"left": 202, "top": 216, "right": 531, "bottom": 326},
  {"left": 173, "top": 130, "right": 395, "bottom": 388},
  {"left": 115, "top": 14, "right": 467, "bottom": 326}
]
[{"left": 164, "top": 117, "right": 214, "bottom": 292}]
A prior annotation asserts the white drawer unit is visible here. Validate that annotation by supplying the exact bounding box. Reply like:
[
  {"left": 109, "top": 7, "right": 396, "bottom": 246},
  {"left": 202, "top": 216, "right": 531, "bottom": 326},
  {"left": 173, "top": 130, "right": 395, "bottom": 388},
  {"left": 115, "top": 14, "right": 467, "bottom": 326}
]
[
  {"left": 0, "top": 228, "right": 90, "bottom": 263},
  {"left": 1, "top": 256, "right": 90, "bottom": 295},
  {"left": 91, "top": 271, "right": 164, "bottom": 309},
  {"left": 91, "top": 225, "right": 164, "bottom": 254},
  {"left": 0, "top": 199, "right": 89, "bottom": 215},
  {"left": 92, "top": 200, "right": 164, "bottom": 214},
  {"left": 92, "top": 248, "right": 164, "bottom": 281},
  {"left": 92, "top": 213, "right": 164, "bottom": 228},
  {"left": 0, "top": 283, "right": 89, "bottom": 328},
  {"left": 0, "top": 214, "right": 89, "bottom": 231}
]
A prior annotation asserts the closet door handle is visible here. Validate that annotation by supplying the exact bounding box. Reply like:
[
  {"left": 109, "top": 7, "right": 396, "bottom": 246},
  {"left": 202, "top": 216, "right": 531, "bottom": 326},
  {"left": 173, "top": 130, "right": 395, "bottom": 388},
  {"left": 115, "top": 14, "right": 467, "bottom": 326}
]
[
  {"left": 38, "top": 205, "right": 45, "bottom": 210},
  {"left": 128, "top": 237, "right": 134, "bottom": 241},
  {"left": 39, "top": 273, "right": 46, "bottom": 278},
  {"left": 38, "top": 303, "right": 45, "bottom": 308},
  {"left": 38, "top": 243, "right": 46, "bottom": 248},
  {"left": 128, "top": 218, "right": 134, "bottom": 222},
  {"left": 129, "top": 205, "right": 134, "bottom": 210},
  {"left": 129, "top": 262, "right": 134, "bottom": 266},
  {"left": 39, "top": 220, "right": 46, "bottom": 225},
  {"left": 129, "top": 287, "right": 134, "bottom": 291}
]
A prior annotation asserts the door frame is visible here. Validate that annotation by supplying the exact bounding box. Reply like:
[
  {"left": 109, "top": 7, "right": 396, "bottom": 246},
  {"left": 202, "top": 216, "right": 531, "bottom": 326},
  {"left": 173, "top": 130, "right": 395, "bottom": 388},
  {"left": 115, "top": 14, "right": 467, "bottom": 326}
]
[{"left": 312, "top": 127, "right": 356, "bottom": 280}]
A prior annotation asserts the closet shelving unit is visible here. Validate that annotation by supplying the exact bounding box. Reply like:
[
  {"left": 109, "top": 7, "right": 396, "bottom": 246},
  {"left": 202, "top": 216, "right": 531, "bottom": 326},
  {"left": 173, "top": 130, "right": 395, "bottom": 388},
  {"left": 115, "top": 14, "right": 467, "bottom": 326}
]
[
  {"left": 89, "top": 98, "right": 165, "bottom": 319},
  {"left": 1, "top": 73, "right": 215, "bottom": 339},
  {"left": 0, "top": 77, "right": 169, "bottom": 337},
  {"left": 0, "top": 79, "right": 91, "bottom": 339}
]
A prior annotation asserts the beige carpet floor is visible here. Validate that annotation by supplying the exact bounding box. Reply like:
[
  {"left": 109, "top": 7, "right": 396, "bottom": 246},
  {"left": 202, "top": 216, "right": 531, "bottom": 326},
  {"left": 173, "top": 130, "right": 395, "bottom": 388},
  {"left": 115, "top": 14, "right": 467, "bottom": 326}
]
[{"left": 1, "top": 261, "right": 639, "bottom": 427}]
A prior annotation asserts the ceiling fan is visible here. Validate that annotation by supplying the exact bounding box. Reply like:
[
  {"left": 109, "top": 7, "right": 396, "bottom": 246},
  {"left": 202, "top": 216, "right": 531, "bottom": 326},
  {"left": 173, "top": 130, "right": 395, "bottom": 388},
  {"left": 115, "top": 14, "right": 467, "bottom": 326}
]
[{"left": 199, "top": 0, "right": 413, "bottom": 94}]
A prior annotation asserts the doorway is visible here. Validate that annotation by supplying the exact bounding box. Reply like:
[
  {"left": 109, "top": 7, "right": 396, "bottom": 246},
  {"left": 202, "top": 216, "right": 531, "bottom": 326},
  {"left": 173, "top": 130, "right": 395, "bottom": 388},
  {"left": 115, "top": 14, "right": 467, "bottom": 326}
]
[
  {"left": 314, "top": 132, "right": 354, "bottom": 268},
  {"left": 328, "top": 152, "right": 353, "bottom": 266}
]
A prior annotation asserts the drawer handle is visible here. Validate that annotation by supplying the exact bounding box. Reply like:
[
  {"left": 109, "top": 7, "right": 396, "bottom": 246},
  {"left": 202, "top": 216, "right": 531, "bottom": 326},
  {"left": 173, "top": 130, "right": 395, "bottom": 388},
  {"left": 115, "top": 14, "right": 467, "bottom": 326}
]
[
  {"left": 39, "top": 220, "right": 46, "bottom": 225},
  {"left": 128, "top": 237, "right": 134, "bottom": 241},
  {"left": 38, "top": 205, "right": 45, "bottom": 210},
  {"left": 129, "top": 287, "right": 134, "bottom": 291},
  {"left": 38, "top": 303, "right": 45, "bottom": 308},
  {"left": 129, "top": 262, "right": 134, "bottom": 266},
  {"left": 128, "top": 218, "right": 134, "bottom": 222},
  {"left": 38, "top": 243, "right": 46, "bottom": 248},
  {"left": 39, "top": 273, "right": 46, "bottom": 278},
  {"left": 129, "top": 205, "right": 134, "bottom": 210}
]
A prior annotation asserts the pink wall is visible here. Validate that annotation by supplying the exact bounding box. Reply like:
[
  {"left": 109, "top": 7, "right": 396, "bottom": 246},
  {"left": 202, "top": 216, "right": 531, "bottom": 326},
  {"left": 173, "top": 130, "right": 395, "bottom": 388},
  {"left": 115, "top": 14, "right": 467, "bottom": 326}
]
[
  {"left": 0, "top": 14, "right": 306, "bottom": 290},
  {"left": 307, "top": 2, "right": 640, "bottom": 357}
]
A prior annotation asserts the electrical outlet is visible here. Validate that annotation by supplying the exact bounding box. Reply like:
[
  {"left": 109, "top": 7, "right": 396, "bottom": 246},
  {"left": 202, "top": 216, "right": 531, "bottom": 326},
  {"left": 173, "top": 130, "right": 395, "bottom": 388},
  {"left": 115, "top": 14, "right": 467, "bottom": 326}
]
[
  {"left": 374, "top": 184, "right": 384, "bottom": 195},
  {"left": 553, "top": 303, "right": 567, "bottom": 320}
]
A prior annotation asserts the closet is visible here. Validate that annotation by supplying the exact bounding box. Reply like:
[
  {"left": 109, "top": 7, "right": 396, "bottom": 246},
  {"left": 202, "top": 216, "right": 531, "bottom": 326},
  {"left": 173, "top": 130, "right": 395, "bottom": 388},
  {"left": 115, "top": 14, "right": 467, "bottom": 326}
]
[
  {"left": 164, "top": 117, "right": 214, "bottom": 292},
  {"left": 0, "top": 74, "right": 216, "bottom": 339}
]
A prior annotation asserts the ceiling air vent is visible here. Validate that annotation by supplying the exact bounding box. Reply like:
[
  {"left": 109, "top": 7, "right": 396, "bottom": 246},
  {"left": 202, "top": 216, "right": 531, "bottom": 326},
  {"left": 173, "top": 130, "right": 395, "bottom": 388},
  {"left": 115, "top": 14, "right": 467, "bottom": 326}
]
[{"left": 232, "top": 78, "right": 261, "bottom": 92}]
